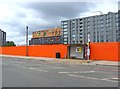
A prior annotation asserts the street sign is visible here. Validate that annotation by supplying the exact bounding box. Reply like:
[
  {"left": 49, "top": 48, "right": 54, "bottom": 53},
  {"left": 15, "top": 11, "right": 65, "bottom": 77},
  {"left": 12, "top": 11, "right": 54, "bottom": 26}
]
[{"left": 76, "top": 47, "right": 82, "bottom": 52}]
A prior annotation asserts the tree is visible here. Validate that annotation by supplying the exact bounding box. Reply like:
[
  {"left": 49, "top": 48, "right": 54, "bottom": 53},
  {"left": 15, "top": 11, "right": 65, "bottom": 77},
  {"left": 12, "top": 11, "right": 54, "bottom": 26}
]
[{"left": 4, "top": 41, "right": 16, "bottom": 46}]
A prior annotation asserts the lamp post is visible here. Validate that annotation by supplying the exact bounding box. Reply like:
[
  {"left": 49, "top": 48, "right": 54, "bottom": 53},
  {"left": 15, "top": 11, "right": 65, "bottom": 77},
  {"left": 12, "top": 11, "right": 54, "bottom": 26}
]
[
  {"left": 86, "top": 11, "right": 103, "bottom": 60},
  {"left": 26, "top": 26, "right": 28, "bottom": 56},
  {"left": 87, "top": 32, "right": 90, "bottom": 61}
]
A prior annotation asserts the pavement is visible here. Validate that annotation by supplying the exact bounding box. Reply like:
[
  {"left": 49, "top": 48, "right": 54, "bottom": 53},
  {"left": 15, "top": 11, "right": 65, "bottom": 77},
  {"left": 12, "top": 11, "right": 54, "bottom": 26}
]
[
  {"left": 1, "top": 56, "right": 119, "bottom": 87},
  {"left": 0, "top": 54, "right": 119, "bottom": 67}
]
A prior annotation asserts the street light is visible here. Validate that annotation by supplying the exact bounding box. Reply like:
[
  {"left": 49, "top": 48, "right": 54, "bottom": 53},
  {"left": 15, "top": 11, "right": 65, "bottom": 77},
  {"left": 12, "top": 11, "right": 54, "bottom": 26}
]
[
  {"left": 26, "top": 26, "right": 28, "bottom": 56},
  {"left": 86, "top": 11, "right": 103, "bottom": 61},
  {"left": 87, "top": 32, "right": 90, "bottom": 61}
]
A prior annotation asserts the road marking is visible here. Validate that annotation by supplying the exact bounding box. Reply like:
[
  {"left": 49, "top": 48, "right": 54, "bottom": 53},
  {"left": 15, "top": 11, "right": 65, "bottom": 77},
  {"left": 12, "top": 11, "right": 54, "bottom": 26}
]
[
  {"left": 16, "top": 62, "right": 25, "bottom": 63},
  {"left": 95, "top": 71, "right": 118, "bottom": 75},
  {"left": 16, "top": 66, "right": 47, "bottom": 72},
  {"left": 57, "top": 67, "right": 63, "bottom": 68},
  {"left": 59, "top": 72, "right": 70, "bottom": 74},
  {"left": 28, "top": 67, "right": 47, "bottom": 72},
  {"left": 112, "top": 78, "right": 119, "bottom": 80},
  {"left": 102, "top": 77, "right": 119, "bottom": 81},
  {"left": 17, "top": 66, "right": 27, "bottom": 69},
  {"left": 58, "top": 71, "right": 95, "bottom": 74},
  {"left": 67, "top": 74, "right": 118, "bottom": 83}
]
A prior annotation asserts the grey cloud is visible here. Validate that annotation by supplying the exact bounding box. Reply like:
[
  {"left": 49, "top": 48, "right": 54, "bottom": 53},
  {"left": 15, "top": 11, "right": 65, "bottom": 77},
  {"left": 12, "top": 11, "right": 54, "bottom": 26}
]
[
  {"left": 21, "top": 2, "right": 96, "bottom": 19},
  {"left": 16, "top": 12, "right": 26, "bottom": 18},
  {"left": 2, "top": 2, "right": 97, "bottom": 45}
]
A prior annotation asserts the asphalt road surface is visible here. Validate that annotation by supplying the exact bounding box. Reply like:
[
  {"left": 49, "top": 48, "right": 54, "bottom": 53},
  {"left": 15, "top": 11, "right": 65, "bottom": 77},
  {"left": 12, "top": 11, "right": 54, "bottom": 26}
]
[{"left": 2, "top": 57, "right": 119, "bottom": 87}]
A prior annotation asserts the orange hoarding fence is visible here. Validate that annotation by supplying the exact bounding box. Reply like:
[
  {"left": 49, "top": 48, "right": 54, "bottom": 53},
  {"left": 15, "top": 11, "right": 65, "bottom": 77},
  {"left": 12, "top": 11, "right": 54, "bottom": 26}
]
[
  {"left": 2, "top": 46, "right": 26, "bottom": 56},
  {"left": 0, "top": 42, "right": 119, "bottom": 62},
  {"left": 28, "top": 44, "right": 68, "bottom": 58},
  {"left": 1, "top": 44, "right": 68, "bottom": 59},
  {"left": 90, "top": 42, "right": 119, "bottom": 62}
]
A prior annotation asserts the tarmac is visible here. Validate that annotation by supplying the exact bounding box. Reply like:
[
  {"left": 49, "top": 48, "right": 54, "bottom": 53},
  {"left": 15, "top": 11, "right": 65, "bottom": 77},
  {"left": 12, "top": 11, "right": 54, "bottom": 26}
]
[{"left": 0, "top": 54, "right": 119, "bottom": 67}]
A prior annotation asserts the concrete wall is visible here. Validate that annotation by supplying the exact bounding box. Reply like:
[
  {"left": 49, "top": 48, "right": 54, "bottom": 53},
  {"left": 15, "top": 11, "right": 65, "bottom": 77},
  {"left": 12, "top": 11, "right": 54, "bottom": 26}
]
[
  {"left": 90, "top": 42, "right": 120, "bottom": 61},
  {"left": 69, "top": 45, "right": 84, "bottom": 59}
]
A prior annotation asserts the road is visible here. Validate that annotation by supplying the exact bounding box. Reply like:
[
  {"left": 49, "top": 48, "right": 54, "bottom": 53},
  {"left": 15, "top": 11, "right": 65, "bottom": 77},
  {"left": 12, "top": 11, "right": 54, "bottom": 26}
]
[{"left": 2, "top": 56, "right": 119, "bottom": 87}]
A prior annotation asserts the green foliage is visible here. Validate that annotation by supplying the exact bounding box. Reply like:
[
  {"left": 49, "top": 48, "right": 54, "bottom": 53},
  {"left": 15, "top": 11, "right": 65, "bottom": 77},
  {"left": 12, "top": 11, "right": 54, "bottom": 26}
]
[
  {"left": 37, "top": 32, "right": 40, "bottom": 36},
  {"left": 44, "top": 32, "right": 46, "bottom": 36},
  {"left": 4, "top": 41, "right": 16, "bottom": 46}
]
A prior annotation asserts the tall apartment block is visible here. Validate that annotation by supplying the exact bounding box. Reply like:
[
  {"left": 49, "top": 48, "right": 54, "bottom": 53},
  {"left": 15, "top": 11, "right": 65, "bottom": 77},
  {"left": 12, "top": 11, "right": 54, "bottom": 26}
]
[
  {"left": 118, "top": 1, "right": 120, "bottom": 41},
  {"left": 61, "top": 12, "right": 119, "bottom": 44},
  {"left": 0, "top": 29, "right": 6, "bottom": 46}
]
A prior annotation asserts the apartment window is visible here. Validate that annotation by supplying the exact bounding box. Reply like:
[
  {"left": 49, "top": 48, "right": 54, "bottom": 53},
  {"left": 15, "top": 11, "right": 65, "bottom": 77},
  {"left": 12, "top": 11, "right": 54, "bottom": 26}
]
[
  {"left": 116, "top": 27, "right": 118, "bottom": 31},
  {"left": 73, "top": 37, "right": 75, "bottom": 41},
  {"left": 80, "top": 33, "right": 83, "bottom": 35},
  {"left": 93, "top": 17, "right": 95, "bottom": 20},
  {"left": 87, "top": 22, "right": 90, "bottom": 26},
  {"left": 61, "top": 25, "right": 64, "bottom": 29},
  {"left": 100, "top": 20, "right": 103, "bottom": 24},
  {"left": 116, "top": 14, "right": 118, "bottom": 18},
  {"left": 72, "top": 34, "right": 75, "bottom": 37},
  {"left": 87, "top": 18, "right": 90, "bottom": 22},
  {"left": 97, "top": 20, "right": 99, "bottom": 24},
  {"left": 100, "top": 24, "right": 104, "bottom": 28},
  {"left": 80, "top": 41, "right": 83, "bottom": 43},
  {"left": 64, "top": 42, "right": 67, "bottom": 44},
  {"left": 72, "top": 20, "right": 75, "bottom": 23},
  {"left": 116, "top": 23, "right": 118, "bottom": 27},
  {"left": 80, "top": 22, "right": 83, "bottom": 24},
  {"left": 106, "top": 35, "right": 109, "bottom": 39},
  {"left": 80, "top": 26, "right": 83, "bottom": 28},
  {"left": 64, "top": 21, "right": 68, "bottom": 24},
  {"left": 64, "top": 38, "right": 67, "bottom": 41},
  {"left": 87, "top": 25, "right": 90, "bottom": 29},
  {"left": 72, "top": 28, "right": 75, "bottom": 30},
  {"left": 100, "top": 16, "right": 103, "bottom": 19},
  {"left": 64, "top": 31, "right": 68, "bottom": 34},
  {"left": 97, "top": 16, "right": 100, "bottom": 20},
  {"left": 80, "top": 33, "right": 83, "bottom": 37},
  {"left": 73, "top": 41, "right": 75, "bottom": 44},
  {"left": 106, "top": 23, "right": 108, "bottom": 27},
  {"left": 80, "top": 19, "right": 82, "bottom": 21},
  {"left": 109, "top": 18, "right": 111, "bottom": 22},
  {"left": 106, "top": 19, "right": 109, "bottom": 23},
  {"left": 109, "top": 14, "right": 111, "bottom": 18},
  {"left": 63, "top": 28, "right": 67, "bottom": 31},
  {"left": 64, "top": 35, "right": 68, "bottom": 38},
  {"left": 116, "top": 19, "right": 118, "bottom": 23},
  {"left": 80, "top": 37, "right": 82, "bottom": 39},
  {"left": 80, "top": 30, "right": 83, "bottom": 32},
  {"left": 63, "top": 25, "right": 67, "bottom": 28}
]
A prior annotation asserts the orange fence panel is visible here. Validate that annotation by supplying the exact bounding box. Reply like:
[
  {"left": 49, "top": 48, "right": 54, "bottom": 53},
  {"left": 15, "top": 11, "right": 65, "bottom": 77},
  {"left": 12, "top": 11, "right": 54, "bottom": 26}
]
[
  {"left": 28, "top": 44, "right": 68, "bottom": 58},
  {"left": 2, "top": 46, "right": 26, "bottom": 56},
  {"left": 0, "top": 44, "right": 68, "bottom": 59},
  {"left": 90, "top": 42, "right": 119, "bottom": 61}
]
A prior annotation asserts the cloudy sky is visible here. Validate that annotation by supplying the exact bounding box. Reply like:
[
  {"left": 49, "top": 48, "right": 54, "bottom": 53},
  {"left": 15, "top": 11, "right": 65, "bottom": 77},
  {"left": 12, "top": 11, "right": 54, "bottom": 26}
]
[{"left": 0, "top": 0, "right": 119, "bottom": 45}]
